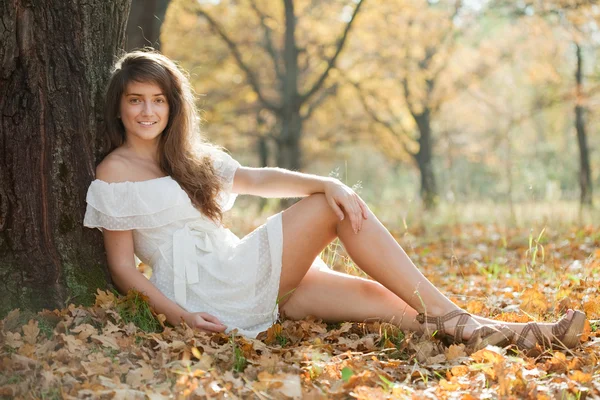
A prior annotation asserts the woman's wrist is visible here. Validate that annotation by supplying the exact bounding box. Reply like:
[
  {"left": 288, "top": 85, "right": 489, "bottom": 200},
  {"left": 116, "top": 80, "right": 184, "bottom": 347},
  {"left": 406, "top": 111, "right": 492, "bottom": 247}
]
[{"left": 322, "top": 177, "right": 341, "bottom": 192}]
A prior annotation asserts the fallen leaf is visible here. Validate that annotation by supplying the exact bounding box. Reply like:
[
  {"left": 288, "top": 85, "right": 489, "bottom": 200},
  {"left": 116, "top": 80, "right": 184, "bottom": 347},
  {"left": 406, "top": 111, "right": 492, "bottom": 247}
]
[
  {"left": 446, "top": 344, "right": 467, "bottom": 361},
  {"left": 126, "top": 361, "right": 154, "bottom": 386},
  {"left": 256, "top": 371, "right": 302, "bottom": 399},
  {"left": 569, "top": 370, "right": 592, "bottom": 383},
  {"left": 70, "top": 323, "right": 97, "bottom": 340},
  {"left": 22, "top": 320, "right": 39, "bottom": 345},
  {"left": 95, "top": 289, "right": 116, "bottom": 308},
  {"left": 521, "top": 288, "right": 548, "bottom": 315},
  {"left": 450, "top": 365, "right": 469, "bottom": 377},
  {"left": 5, "top": 332, "right": 23, "bottom": 348},
  {"left": 91, "top": 334, "right": 120, "bottom": 350},
  {"left": 583, "top": 296, "right": 600, "bottom": 319},
  {"left": 438, "top": 378, "right": 461, "bottom": 391},
  {"left": 470, "top": 348, "right": 505, "bottom": 365}
]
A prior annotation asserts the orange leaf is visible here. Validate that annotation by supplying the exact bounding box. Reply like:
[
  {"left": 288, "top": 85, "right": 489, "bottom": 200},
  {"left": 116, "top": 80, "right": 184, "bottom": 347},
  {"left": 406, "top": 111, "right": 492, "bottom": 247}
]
[
  {"left": 439, "top": 378, "right": 461, "bottom": 391},
  {"left": 521, "top": 288, "right": 548, "bottom": 315},
  {"left": 450, "top": 365, "right": 469, "bottom": 377},
  {"left": 569, "top": 370, "right": 592, "bottom": 383},
  {"left": 94, "top": 289, "right": 116, "bottom": 308},
  {"left": 580, "top": 320, "right": 591, "bottom": 342},
  {"left": 446, "top": 344, "right": 467, "bottom": 361},
  {"left": 583, "top": 296, "right": 600, "bottom": 319},
  {"left": 471, "top": 348, "right": 505, "bottom": 365}
]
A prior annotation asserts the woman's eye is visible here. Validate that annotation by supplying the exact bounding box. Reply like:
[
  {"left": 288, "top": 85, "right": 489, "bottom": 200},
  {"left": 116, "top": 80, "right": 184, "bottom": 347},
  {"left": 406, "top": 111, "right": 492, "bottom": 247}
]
[
  {"left": 155, "top": 98, "right": 166, "bottom": 104},
  {"left": 129, "top": 98, "right": 141, "bottom": 104}
]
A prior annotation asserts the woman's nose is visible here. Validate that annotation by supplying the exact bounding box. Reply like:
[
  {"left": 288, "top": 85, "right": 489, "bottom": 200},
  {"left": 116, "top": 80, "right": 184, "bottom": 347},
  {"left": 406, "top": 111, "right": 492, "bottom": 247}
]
[{"left": 141, "top": 101, "right": 154, "bottom": 116}]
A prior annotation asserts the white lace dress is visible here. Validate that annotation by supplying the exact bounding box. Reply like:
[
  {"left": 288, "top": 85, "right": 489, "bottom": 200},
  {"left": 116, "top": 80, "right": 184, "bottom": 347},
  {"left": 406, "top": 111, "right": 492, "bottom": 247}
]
[{"left": 84, "top": 150, "right": 284, "bottom": 338}]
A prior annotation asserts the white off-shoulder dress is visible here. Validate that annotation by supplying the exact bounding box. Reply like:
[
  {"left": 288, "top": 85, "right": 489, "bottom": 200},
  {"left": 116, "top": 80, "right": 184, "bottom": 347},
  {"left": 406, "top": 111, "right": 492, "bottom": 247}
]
[{"left": 84, "top": 150, "right": 285, "bottom": 338}]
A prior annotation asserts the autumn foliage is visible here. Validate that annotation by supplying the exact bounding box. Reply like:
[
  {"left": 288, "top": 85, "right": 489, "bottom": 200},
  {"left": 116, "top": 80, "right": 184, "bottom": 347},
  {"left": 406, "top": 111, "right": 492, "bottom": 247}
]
[{"left": 1, "top": 224, "right": 599, "bottom": 398}]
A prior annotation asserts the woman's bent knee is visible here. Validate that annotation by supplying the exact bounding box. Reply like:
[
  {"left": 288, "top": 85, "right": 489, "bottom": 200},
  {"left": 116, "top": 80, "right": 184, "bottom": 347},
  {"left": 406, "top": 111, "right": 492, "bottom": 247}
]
[{"left": 294, "top": 193, "right": 339, "bottom": 224}]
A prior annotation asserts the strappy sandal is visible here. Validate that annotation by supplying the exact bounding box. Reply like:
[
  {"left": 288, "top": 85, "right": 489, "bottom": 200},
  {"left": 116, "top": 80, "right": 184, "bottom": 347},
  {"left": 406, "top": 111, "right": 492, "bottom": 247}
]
[
  {"left": 515, "top": 310, "right": 586, "bottom": 351},
  {"left": 416, "top": 310, "right": 514, "bottom": 352}
]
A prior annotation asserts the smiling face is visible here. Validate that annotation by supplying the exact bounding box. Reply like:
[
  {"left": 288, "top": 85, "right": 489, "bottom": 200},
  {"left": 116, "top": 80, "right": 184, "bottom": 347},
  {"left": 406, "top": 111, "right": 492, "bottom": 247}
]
[{"left": 119, "top": 80, "right": 169, "bottom": 144}]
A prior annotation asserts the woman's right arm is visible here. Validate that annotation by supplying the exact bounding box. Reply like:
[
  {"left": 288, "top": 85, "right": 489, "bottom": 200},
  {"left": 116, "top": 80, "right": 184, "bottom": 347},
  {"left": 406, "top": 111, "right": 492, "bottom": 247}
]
[
  {"left": 102, "top": 229, "right": 227, "bottom": 332},
  {"left": 103, "top": 229, "right": 188, "bottom": 326}
]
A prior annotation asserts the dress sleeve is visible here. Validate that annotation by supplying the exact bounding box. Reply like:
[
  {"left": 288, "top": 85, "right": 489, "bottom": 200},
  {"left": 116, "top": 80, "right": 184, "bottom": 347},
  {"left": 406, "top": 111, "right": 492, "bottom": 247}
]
[
  {"left": 83, "top": 178, "right": 197, "bottom": 231},
  {"left": 210, "top": 149, "right": 241, "bottom": 212}
]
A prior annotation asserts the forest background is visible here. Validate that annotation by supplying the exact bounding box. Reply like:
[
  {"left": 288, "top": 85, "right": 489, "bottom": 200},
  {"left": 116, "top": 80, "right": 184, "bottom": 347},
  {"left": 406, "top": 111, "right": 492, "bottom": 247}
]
[
  {"left": 146, "top": 0, "right": 600, "bottom": 233},
  {"left": 1, "top": 0, "right": 600, "bottom": 397}
]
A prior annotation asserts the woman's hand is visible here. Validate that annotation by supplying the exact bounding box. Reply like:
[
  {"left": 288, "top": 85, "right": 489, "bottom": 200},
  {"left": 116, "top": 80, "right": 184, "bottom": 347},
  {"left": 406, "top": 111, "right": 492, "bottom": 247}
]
[
  {"left": 324, "top": 179, "right": 369, "bottom": 234},
  {"left": 183, "top": 311, "right": 227, "bottom": 333}
]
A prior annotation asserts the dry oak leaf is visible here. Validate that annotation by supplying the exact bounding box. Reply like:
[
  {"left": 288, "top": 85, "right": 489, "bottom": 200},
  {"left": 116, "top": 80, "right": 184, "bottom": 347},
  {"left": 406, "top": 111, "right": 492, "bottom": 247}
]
[
  {"left": 520, "top": 288, "right": 549, "bottom": 315},
  {"left": 103, "top": 320, "right": 123, "bottom": 335},
  {"left": 5, "top": 332, "right": 23, "bottom": 349},
  {"left": 465, "top": 300, "right": 487, "bottom": 315},
  {"left": 60, "top": 333, "right": 85, "bottom": 354},
  {"left": 17, "top": 343, "right": 36, "bottom": 358},
  {"left": 450, "top": 365, "right": 469, "bottom": 377},
  {"left": 255, "top": 371, "right": 302, "bottom": 399},
  {"left": 446, "top": 344, "right": 467, "bottom": 361},
  {"left": 126, "top": 361, "right": 154, "bottom": 386},
  {"left": 470, "top": 347, "right": 505, "bottom": 365},
  {"left": 438, "top": 378, "right": 461, "bottom": 391},
  {"left": 22, "top": 319, "right": 39, "bottom": 344},
  {"left": 70, "top": 323, "right": 97, "bottom": 341},
  {"left": 91, "top": 334, "right": 120, "bottom": 350},
  {"left": 583, "top": 296, "right": 600, "bottom": 319},
  {"left": 81, "top": 359, "right": 111, "bottom": 376},
  {"left": 95, "top": 289, "right": 116, "bottom": 308},
  {"left": 569, "top": 370, "right": 592, "bottom": 384}
]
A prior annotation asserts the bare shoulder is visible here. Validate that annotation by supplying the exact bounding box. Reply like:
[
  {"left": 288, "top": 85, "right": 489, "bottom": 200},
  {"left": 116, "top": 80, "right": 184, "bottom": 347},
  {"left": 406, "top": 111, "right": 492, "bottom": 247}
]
[{"left": 96, "top": 152, "right": 132, "bottom": 183}]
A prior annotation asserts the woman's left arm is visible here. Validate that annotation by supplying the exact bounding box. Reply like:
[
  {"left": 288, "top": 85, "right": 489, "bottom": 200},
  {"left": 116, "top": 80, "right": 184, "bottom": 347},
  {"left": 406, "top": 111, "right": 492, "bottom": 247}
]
[{"left": 232, "top": 167, "right": 369, "bottom": 232}]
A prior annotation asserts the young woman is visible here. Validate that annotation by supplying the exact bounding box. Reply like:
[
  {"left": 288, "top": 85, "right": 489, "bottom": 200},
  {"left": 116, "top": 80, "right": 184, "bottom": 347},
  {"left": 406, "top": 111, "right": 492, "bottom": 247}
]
[{"left": 84, "top": 50, "right": 585, "bottom": 352}]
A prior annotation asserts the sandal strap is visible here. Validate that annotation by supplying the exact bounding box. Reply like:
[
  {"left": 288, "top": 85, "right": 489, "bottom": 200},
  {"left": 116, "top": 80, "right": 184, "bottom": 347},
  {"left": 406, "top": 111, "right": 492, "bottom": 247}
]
[
  {"left": 552, "top": 314, "right": 572, "bottom": 339},
  {"left": 416, "top": 310, "right": 470, "bottom": 340},
  {"left": 551, "top": 311, "right": 586, "bottom": 348},
  {"left": 453, "top": 314, "right": 471, "bottom": 344},
  {"left": 516, "top": 323, "right": 532, "bottom": 349},
  {"left": 516, "top": 322, "right": 551, "bottom": 349}
]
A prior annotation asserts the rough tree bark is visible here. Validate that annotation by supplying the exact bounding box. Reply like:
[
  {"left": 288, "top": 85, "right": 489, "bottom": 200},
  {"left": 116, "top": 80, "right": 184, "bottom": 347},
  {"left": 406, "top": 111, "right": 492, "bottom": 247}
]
[
  {"left": 574, "top": 43, "right": 592, "bottom": 206},
  {"left": 0, "top": 0, "right": 130, "bottom": 317},
  {"left": 126, "top": 0, "right": 170, "bottom": 50}
]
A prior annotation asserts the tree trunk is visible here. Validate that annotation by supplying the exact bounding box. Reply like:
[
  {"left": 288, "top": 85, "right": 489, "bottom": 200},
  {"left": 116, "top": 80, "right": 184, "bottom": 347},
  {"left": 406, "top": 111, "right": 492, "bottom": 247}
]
[
  {"left": 126, "top": 0, "right": 170, "bottom": 50},
  {"left": 276, "top": 110, "right": 303, "bottom": 171},
  {"left": 0, "top": 0, "right": 130, "bottom": 317},
  {"left": 413, "top": 109, "right": 438, "bottom": 209},
  {"left": 574, "top": 43, "right": 593, "bottom": 206}
]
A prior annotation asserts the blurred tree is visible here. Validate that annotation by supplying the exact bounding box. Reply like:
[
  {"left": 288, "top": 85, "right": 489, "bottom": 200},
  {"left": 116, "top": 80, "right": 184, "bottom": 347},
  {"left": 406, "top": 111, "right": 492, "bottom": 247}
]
[
  {"left": 343, "top": 1, "right": 497, "bottom": 209},
  {"left": 495, "top": 0, "right": 597, "bottom": 206},
  {"left": 0, "top": 1, "right": 130, "bottom": 316},
  {"left": 162, "top": 0, "right": 364, "bottom": 171},
  {"left": 574, "top": 42, "right": 593, "bottom": 206},
  {"left": 126, "top": 0, "right": 170, "bottom": 50}
]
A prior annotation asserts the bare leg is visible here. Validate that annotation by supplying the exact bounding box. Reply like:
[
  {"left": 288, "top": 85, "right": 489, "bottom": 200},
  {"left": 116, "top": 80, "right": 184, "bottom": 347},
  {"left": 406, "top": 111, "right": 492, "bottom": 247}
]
[
  {"left": 283, "top": 267, "right": 573, "bottom": 349},
  {"left": 278, "top": 194, "right": 575, "bottom": 343},
  {"left": 282, "top": 265, "right": 423, "bottom": 333},
  {"left": 278, "top": 194, "right": 480, "bottom": 339}
]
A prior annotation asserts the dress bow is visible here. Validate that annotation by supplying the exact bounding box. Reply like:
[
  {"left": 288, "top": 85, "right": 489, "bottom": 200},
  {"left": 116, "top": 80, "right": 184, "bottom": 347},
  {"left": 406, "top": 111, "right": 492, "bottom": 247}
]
[{"left": 172, "top": 220, "right": 219, "bottom": 307}]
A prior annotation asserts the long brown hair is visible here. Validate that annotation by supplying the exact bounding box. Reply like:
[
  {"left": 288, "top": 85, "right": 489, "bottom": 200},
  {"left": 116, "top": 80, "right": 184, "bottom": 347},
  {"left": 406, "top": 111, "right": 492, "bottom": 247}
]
[{"left": 104, "top": 50, "right": 224, "bottom": 222}]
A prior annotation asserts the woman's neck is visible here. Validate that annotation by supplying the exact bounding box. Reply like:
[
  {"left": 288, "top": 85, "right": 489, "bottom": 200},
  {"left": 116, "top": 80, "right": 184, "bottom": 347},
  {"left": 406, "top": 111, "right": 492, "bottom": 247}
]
[{"left": 122, "top": 138, "right": 160, "bottom": 163}]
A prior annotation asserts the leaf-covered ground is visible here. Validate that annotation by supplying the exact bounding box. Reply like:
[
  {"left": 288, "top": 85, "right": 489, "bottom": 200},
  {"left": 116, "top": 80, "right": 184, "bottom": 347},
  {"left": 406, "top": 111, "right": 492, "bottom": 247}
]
[{"left": 1, "top": 224, "right": 599, "bottom": 399}]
